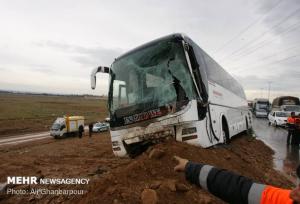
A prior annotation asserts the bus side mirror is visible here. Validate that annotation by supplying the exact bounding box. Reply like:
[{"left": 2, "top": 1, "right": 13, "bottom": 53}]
[{"left": 91, "top": 66, "right": 110, "bottom": 89}]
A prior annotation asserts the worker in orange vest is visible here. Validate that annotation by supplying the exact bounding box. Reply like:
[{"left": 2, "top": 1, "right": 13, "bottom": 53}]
[
  {"left": 287, "top": 112, "right": 296, "bottom": 145},
  {"left": 174, "top": 156, "right": 300, "bottom": 204}
]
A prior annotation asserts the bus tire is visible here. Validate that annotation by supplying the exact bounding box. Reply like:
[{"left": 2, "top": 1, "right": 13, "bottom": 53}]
[{"left": 222, "top": 117, "right": 230, "bottom": 144}]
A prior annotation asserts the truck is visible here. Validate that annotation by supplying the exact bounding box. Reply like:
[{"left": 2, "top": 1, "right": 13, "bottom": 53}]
[
  {"left": 50, "top": 116, "right": 85, "bottom": 138},
  {"left": 252, "top": 98, "right": 270, "bottom": 118},
  {"left": 272, "top": 96, "right": 300, "bottom": 115}
]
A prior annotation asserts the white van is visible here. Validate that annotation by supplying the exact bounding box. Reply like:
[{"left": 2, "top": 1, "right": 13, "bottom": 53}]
[{"left": 50, "top": 116, "right": 85, "bottom": 138}]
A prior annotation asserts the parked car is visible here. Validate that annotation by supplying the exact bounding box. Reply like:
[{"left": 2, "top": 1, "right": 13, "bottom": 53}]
[
  {"left": 92, "top": 122, "right": 109, "bottom": 132},
  {"left": 268, "top": 111, "right": 289, "bottom": 127}
]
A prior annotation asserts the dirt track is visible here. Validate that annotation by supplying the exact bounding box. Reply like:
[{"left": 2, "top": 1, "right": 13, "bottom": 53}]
[
  {"left": 0, "top": 132, "right": 50, "bottom": 146},
  {"left": 0, "top": 133, "right": 295, "bottom": 204}
]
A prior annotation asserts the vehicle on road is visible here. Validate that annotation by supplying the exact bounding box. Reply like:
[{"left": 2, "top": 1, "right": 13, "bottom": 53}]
[
  {"left": 92, "top": 122, "right": 109, "bottom": 132},
  {"left": 272, "top": 96, "right": 300, "bottom": 110},
  {"left": 50, "top": 116, "right": 85, "bottom": 138},
  {"left": 247, "top": 100, "right": 253, "bottom": 110},
  {"left": 280, "top": 105, "right": 300, "bottom": 115},
  {"left": 268, "top": 111, "right": 289, "bottom": 127},
  {"left": 252, "top": 98, "right": 270, "bottom": 118},
  {"left": 91, "top": 33, "right": 252, "bottom": 157}
]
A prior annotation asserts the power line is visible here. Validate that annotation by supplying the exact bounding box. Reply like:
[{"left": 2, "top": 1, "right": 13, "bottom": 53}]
[
  {"left": 231, "top": 54, "right": 300, "bottom": 71},
  {"left": 228, "top": 43, "right": 300, "bottom": 68},
  {"left": 218, "top": 7, "right": 300, "bottom": 61},
  {"left": 222, "top": 21, "right": 300, "bottom": 62},
  {"left": 225, "top": 21, "right": 300, "bottom": 61},
  {"left": 213, "top": 0, "right": 283, "bottom": 54}
]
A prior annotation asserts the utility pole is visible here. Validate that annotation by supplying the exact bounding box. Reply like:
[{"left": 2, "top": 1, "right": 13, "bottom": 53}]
[
  {"left": 267, "top": 81, "right": 272, "bottom": 113},
  {"left": 267, "top": 81, "right": 272, "bottom": 102}
]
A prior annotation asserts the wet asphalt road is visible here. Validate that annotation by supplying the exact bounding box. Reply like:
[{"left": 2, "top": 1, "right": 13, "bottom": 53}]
[
  {"left": 253, "top": 117, "right": 299, "bottom": 183},
  {"left": 0, "top": 127, "right": 90, "bottom": 146}
]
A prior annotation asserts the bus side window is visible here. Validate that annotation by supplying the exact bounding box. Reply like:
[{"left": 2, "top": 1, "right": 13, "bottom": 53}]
[
  {"left": 119, "top": 84, "right": 128, "bottom": 107},
  {"left": 273, "top": 112, "right": 275, "bottom": 117}
]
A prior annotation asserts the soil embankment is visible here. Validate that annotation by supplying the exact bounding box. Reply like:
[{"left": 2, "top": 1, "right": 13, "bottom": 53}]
[{"left": 0, "top": 133, "right": 294, "bottom": 204}]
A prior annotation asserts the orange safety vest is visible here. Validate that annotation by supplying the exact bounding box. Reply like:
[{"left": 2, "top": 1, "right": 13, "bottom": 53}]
[
  {"left": 260, "top": 186, "right": 293, "bottom": 204},
  {"left": 287, "top": 117, "right": 295, "bottom": 124}
]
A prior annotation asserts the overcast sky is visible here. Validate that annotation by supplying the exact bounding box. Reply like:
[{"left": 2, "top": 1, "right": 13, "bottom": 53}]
[{"left": 0, "top": 0, "right": 299, "bottom": 100}]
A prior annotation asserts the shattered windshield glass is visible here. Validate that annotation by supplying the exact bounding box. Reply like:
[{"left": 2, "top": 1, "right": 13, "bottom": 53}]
[{"left": 108, "top": 39, "right": 196, "bottom": 118}]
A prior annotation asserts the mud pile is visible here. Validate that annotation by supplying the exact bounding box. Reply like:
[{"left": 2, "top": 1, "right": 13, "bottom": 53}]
[
  {"left": 80, "top": 135, "right": 294, "bottom": 204},
  {"left": 0, "top": 133, "right": 294, "bottom": 204}
]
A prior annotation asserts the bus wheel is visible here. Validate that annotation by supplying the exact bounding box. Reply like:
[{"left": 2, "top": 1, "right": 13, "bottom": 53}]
[{"left": 222, "top": 118, "right": 230, "bottom": 144}]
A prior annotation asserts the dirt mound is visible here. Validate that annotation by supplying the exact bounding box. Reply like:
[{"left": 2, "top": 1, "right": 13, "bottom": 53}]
[
  {"left": 0, "top": 133, "right": 294, "bottom": 204},
  {"left": 79, "top": 135, "right": 294, "bottom": 204}
]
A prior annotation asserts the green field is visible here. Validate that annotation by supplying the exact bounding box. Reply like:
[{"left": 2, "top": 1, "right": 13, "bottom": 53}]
[{"left": 0, "top": 93, "right": 108, "bottom": 136}]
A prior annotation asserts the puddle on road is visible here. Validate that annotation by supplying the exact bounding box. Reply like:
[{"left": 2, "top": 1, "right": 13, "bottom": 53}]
[
  {"left": 253, "top": 118, "right": 299, "bottom": 185},
  {"left": 273, "top": 145, "right": 299, "bottom": 184}
]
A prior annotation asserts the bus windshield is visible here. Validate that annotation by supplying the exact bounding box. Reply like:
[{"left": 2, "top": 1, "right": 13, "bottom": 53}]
[{"left": 108, "top": 39, "right": 197, "bottom": 119}]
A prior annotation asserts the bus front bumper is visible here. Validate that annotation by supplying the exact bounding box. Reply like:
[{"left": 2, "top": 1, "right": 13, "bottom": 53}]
[{"left": 123, "top": 129, "right": 174, "bottom": 145}]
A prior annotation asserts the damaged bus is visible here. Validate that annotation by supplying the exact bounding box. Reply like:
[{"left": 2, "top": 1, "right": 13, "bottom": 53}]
[{"left": 91, "top": 34, "right": 252, "bottom": 157}]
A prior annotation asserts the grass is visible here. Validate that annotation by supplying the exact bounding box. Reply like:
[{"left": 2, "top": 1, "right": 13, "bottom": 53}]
[{"left": 0, "top": 93, "right": 108, "bottom": 136}]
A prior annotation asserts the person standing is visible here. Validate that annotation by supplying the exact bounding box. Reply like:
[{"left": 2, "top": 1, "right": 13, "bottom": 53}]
[
  {"left": 287, "top": 112, "right": 296, "bottom": 145},
  {"left": 78, "top": 125, "right": 84, "bottom": 138},
  {"left": 89, "top": 123, "right": 93, "bottom": 137}
]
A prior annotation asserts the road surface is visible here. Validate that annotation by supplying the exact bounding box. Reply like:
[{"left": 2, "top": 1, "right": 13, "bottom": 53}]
[
  {"left": 253, "top": 117, "right": 299, "bottom": 183},
  {"left": 0, "top": 127, "right": 89, "bottom": 146},
  {"left": 0, "top": 131, "right": 50, "bottom": 146}
]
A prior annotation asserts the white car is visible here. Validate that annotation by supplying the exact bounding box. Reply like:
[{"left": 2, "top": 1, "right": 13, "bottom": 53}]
[
  {"left": 268, "top": 111, "right": 289, "bottom": 127},
  {"left": 92, "top": 122, "right": 109, "bottom": 132}
]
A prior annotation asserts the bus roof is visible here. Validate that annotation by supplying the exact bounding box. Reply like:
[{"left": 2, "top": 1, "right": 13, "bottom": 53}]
[
  {"left": 272, "top": 96, "right": 300, "bottom": 106},
  {"left": 115, "top": 33, "right": 186, "bottom": 61}
]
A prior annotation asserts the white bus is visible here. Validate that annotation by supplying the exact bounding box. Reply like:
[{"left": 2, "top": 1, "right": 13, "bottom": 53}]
[{"left": 91, "top": 34, "right": 252, "bottom": 157}]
